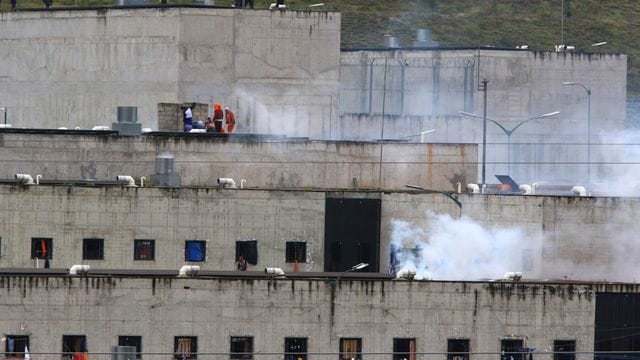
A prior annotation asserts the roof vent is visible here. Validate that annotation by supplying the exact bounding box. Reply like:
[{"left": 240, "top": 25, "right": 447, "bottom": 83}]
[
  {"left": 385, "top": 35, "right": 401, "bottom": 49},
  {"left": 112, "top": 106, "right": 142, "bottom": 136},
  {"left": 413, "top": 28, "right": 439, "bottom": 48},
  {"left": 150, "top": 153, "right": 181, "bottom": 187}
]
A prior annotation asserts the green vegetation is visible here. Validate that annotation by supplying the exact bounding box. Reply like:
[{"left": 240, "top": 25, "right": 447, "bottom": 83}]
[{"left": 2, "top": 0, "right": 639, "bottom": 97}]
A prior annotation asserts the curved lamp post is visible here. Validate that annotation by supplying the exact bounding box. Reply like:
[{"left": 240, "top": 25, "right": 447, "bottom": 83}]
[
  {"left": 563, "top": 81, "right": 591, "bottom": 185},
  {"left": 331, "top": 262, "right": 369, "bottom": 288},
  {"left": 459, "top": 111, "right": 560, "bottom": 176}
]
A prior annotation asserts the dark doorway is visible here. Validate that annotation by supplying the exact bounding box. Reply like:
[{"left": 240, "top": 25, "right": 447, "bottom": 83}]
[
  {"left": 595, "top": 293, "right": 640, "bottom": 360},
  {"left": 324, "top": 197, "right": 380, "bottom": 272}
]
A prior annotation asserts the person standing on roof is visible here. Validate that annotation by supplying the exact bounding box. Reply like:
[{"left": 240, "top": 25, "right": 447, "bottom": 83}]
[
  {"left": 213, "top": 103, "right": 224, "bottom": 133},
  {"left": 183, "top": 105, "right": 193, "bottom": 132},
  {"left": 225, "top": 107, "right": 236, "bottom": 133}
]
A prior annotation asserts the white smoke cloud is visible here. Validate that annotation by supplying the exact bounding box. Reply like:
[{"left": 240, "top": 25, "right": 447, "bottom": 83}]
[{"left": 390, "top": 213, "right": 542, "bottom": 281}]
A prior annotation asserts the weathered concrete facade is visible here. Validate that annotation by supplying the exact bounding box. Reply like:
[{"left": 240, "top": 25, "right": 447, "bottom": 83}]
[
  {"left": 0, "top": 131, "right": 476, "bottom": 191},
  {"left": 1, "top": 184, "right": 640, "bottom": 284},
  {"left": 0, "top": 7, "right": 340, "bottom": 138},
  {"left": 340, "top": 49, "right": 628, "bottom": 184},
  {"left": 0, "top": 274, "right": 605, "bottom": 357}
]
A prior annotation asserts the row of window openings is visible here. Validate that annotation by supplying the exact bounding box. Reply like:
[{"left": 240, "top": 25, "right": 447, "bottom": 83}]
[
  {"left": 21, "top": 238, "right": 307, "bottom": 263},
  {"left": 2, "top": 336, "right": 576, "bottom": 360}
]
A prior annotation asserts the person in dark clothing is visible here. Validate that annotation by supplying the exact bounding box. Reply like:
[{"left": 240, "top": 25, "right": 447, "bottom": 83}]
[
  {"left": 42, "top": 0, "right": 52, "bottom": 8},
  {"left": 244, "top": 0, "right": 253, "bottom": 8}
]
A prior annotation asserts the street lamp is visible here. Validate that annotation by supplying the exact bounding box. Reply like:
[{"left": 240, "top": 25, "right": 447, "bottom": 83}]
[
  {"left": 331, "top": 262, "right": 369, "bottom": 288},
  {"left": 459, "top": 111, "right": 560, "bottom": 176},
  {"left": 0, "top": 106, "right": 6, "bottom": 126},
  {"left": 563, "top": 81, "right": 591, "bottom": 185}
]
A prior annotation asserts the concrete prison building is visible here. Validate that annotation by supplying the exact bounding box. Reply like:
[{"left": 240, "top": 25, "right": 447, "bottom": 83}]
[{"left": 0, "top": 4, "right": 637, "bottom": 360}]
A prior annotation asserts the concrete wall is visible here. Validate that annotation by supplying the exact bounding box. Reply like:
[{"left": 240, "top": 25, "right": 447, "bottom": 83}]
[
  {"left": 0, "top": 131, "right": 477, "bottom": 191},
  {"left": 2, "top": 185, "right": 640, "bottom": 283},
  {"left": 0, "top": 274, "right": 604, "bottom": 357},
  {"left": 0, "top": 7, "right": 340, "bottom": 138},
  {"left": 340, "top": 49, "right": 628, "bottom": 185}
]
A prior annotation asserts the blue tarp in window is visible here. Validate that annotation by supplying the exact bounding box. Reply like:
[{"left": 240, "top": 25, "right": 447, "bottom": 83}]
[{"left": 185, "top": 241, "right": 206, "bottom": 262}]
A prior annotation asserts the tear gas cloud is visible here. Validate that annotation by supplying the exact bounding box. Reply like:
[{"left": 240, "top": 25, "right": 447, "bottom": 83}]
[
  {"left": 390, "top": 210, "right": 640, "bottom": 283},
  {"left": 389, "top": 214, "right": 540, "bottom": 281}
]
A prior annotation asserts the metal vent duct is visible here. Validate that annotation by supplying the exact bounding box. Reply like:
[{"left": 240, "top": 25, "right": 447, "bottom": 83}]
[
  {"left": 117, "top": 106, "right": 138, "bottom": 124},
  {"left": 155, "top": 153, "right": 175, "bottom": 174},
  {"left": 386, "top": 36, "right": 400, "bottom": 48}
]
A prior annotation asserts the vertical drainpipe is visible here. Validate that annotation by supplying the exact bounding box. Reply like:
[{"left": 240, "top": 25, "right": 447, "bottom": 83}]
[{"left": 368, "top": 59, "right": 375, "bottom": 115}]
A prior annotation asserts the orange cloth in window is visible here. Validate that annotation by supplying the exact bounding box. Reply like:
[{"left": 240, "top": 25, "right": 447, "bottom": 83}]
[{"left": 225, "top": 109, "right": 236, "bottom": 133}]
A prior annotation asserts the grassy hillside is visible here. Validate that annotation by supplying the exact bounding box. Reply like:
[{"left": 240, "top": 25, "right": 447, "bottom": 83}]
[{"left": 3, "top": 0, "right": 640, "bottom": 96}]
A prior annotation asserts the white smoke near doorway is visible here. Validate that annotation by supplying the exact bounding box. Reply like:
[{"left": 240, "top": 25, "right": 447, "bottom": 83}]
[{"left": 389, "top": 213, "right": 542, "bottom": 281}]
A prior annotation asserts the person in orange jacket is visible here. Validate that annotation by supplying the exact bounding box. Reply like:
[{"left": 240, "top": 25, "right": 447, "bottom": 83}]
[
  {"left": 212, "top": 103, "right": 224, "bottom": 133},
  {"left": 225, "top": 107, "right": 236, "bottom": 133}
]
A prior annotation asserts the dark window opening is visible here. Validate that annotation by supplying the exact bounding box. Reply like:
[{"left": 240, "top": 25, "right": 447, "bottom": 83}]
[
  {"left": 393, "top": 338, "right": 416, "bottom": 360},
  {"left": 324, "top": 198, "right": 380, "bottom": 272},
  {"left": 286, "top": 242, "right": 307, "bottom": 263},
  {"left": 554, "top": 340, "right": 575, "bottom": 360},
  {"left": 174, "top": 336, "right": 197, "bottom": 360},
  {"left": 284, "top": 338, "right": 307, "bottom": 360},
  {"left": 236, "top": 240, "right": 258, "bottom": 265},
  {"left": 82, "top": 238, "right": 104, "bottom": 260},
  {"left": 339, "top": 338, "right": 362, "bottom": 360},
  {"left": 134, "top": 239, "right": 155, "bottom": 261},
  {"left": 31, "top": 238, "right": 52, "bottom": 259},
  {"left": 448, "top": 339, "right": 470, "bottom": 360},
  {"left": 230, "top": 336, "right": 254, "bottom": 360},
  {"left": 119, "top": 336, "right": 142, "bottom": 359},
  {"left": 501, "top": 339, "right": 524, "bottom": 360},
  {"left": 595, "top": 293, "right": 640, "bottom": 360},
  {"left": 62, "top": 335, "right": 87, "bottom": 360},
  {"left": 285, "top": 337, "right": 307, "bottom": 360},
  {"left": 185, "top": 240, "right": 206, "bottom": 262},
  {"left": 4, "top": 335, "right": 29, "bottom": 358}
]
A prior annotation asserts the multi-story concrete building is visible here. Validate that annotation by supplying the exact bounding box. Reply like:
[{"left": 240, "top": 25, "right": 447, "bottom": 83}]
[{"left": 0, "top": 5, "right": 638, "bottom": 360}]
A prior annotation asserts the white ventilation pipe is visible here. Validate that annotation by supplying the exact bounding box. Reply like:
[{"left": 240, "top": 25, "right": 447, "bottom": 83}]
[
  {"left": 519, "top": 184, "right": 533, "bottom": 195},
  {"left": 265, "top": 267, "right": 285, "bottom": 276},
  {"left": 395, "top": 268, "right": 416, "bottom": 280},
  {"left": 15, "top": 174, "right": 34, "bottom": 185},
  {"left": 36, "top": 175, "right": 41, "bottom": 185},
  {"left": 140, "top": 176, "right": 146, "bottom": 187},
  {"left": 178, "top": 265, "right": 200, "bottom": 277},
  {"left": 571, "top": 186, "right": 587, "bottom": 196},
  {"left": 218, "top": 177, "right": 237, "bottom": 188},
  {"left": 466, "top": 183, "right": 479, "bottom": 194},
  {"left": 240, "top": 179, "right": 247, "bottom": 189},
  {"left": 69, "top": 264, "right": 90, "bottom": 275},
  {"left": 116, "top": 175, "right": 137, "bottom": 187}
]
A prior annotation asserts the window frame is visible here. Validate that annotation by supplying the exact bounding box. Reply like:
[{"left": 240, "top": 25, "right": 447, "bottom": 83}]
[
  {"left": 134, "top": 239, "right": 155, "bottom": 261},
  {"left": 230, "top": 336, "right": 254, "bottom": 360},
  {"left": 553, "top": 340, "right": 576, "bottom": 360},
  {"left": 285, "top": 242, "right": 307, "bottom": 263},
  {"left": 339, "top": 338, "right": 362, "bottom": 360},
  {"left": 31, "top": 237, "right": 52, "bottom": 259},
  {"left": 393, "top": 338, "right": 416, "bottom": 360},
  {"left": 447, "top": 339, "right": 470, "bottom": 360},
  {"left": 82, "top": 238, "right": 104, "bottom": 260},
  {"left": 235, "top": 240, "right": 258, "bottom": 265},
  {"left": 284, "top": 337, "right": 308, "bottom": 360},
  {"left": 4, "top": 335, "right": 30, "bottom": 358},
  {"left": 118, "top": 335, "right": 142, "bottom": 360},
  {"left": 174, "top": 336, "right": 197, "bottom": 360},
  {"left": 62, "top": 335, "right": 87, "bottom": 359},
  {"left": 500, "top": 339, "right": 524, "bottom": 360},
  {"left": 185, "top": 240, "right": 206, "bottom": 262}
]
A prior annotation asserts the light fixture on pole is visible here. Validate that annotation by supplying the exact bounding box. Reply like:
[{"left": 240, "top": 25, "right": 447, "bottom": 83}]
[
  {"left": 563, "top": 81, "right": 591, "bottom": 186},
  {"left": 331, "top": 262, "right": 369, "bottom": 288},
  {"left": 459, "top": 111, "right": 560, "bottom": 176}
]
